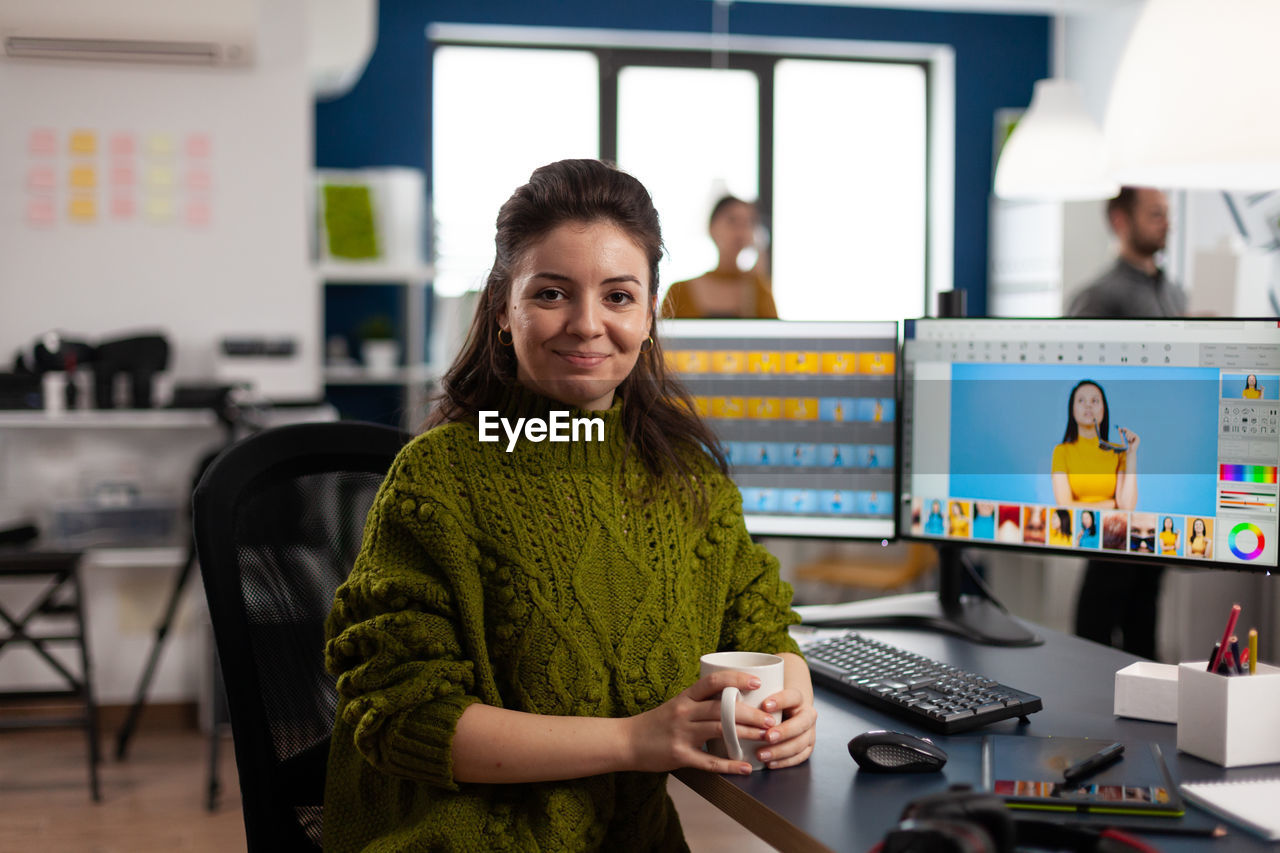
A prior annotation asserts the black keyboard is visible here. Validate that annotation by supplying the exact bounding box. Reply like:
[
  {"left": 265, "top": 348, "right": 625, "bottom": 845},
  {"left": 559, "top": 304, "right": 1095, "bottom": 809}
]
[{"left": 805, "top": 632, "right": 1043, "bottom": 734}]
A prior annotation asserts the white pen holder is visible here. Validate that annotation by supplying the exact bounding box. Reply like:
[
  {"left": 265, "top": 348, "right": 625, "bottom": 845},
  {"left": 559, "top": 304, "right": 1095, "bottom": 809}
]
[{"left": 1177, "top": 661, "right": 1280, "bottom": 768}]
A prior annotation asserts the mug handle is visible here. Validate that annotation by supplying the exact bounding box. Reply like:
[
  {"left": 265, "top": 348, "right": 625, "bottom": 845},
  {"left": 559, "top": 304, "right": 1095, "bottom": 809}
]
[{"left": 720, "top": 685, "right": 743, "bottom": 762}]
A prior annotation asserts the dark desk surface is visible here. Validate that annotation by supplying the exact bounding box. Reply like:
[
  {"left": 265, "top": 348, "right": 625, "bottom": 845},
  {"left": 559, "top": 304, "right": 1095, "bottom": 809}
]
[{"left": 675, "top": 593, "right": 1279, "bottom": 852}]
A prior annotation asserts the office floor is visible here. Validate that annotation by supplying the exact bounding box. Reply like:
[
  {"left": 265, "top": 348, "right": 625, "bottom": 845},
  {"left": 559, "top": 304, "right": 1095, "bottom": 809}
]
[{"left": 0, "top": 728, "right": 776, "bottom": 852}]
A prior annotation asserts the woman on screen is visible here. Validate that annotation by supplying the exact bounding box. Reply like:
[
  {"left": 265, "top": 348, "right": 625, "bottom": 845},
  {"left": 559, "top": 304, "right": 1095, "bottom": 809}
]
[
  {"left": 1048, "top": 508, "right": 1072, "bottom": 547},
  {"left": 323, "top": 160, "right": 814, "bottom": 852},
  {"left": 1076, "top": 509, "right": 1099, "bottom": 548},
  {"left": 1051, "top": 380, "right": 1139, "bottom": 510},
  {"left": 660, "top": 195, "right": 776, "bottom": 319},
  {"left": 1188, "top": 517, "right": 1213, "bottom": 558},
  {"left": 1243, "top": 374, "right": 1262, "bottom": 399},
  {"left": 948, "top": 501, "right": 971, "bottom": 537},
  {"left": 1159, "top": 516, "right": 1181, "bottom": 556},
  {"left": 924, "top": 500, "right": 945, "bottom": 535}
]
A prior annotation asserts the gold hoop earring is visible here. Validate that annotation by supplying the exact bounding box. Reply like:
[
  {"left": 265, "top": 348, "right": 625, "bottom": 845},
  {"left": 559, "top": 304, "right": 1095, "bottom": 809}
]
[
  {"left": 497, "top": 328, "right": 513, "bottom": 346},
  {"left": 639, "top": 336, "right": 654, "bottom": 354}
]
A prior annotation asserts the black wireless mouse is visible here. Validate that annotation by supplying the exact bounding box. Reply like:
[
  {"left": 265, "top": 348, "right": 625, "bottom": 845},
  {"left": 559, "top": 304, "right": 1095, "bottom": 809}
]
[{"left": 848, "top": 730, "right": 948, "bottom": 773}]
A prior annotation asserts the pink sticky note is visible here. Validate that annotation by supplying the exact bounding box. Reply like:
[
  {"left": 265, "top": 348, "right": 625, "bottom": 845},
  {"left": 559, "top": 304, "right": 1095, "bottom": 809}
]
[
  {"left": 185, "top": 199, "right": 211, "bottom": 227},
  {"left": 111, "top": 195, "right": 136, "bottom": 220},
  {"left": 109, "top": 133, "right": 135, "bottom": 158},
  {"left": 27, "top": 197, "right": 56, "bottom": 226},
  {"left": 185, "top": 169, "right": 212, "bottom": 191},
  {"left": 27, "top": 165, "right": 56, "bottom": 191},
  {"left": 111, "top": 164, "right": 135, "bottom": 187},
  {"left": 186, "top": 133, "right": 212, "bottom": 158},
  {"left": 28, "top": 128, "right": 56, "bottom": 156}
]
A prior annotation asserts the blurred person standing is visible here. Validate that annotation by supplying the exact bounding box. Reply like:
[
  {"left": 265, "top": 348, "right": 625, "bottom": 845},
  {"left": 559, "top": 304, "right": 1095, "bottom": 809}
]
[
  {"left": 661, "top": 195, "right": 777, "bottom": 318},
  {"left": 1069, "top": 186, "right": 1184, "bottom": 660}
]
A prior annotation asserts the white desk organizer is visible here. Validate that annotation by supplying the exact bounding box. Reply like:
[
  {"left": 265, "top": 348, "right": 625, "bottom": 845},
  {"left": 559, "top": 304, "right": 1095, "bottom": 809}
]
[
  {"left": 1177, "top": 661, "right": 1280, "bottom": 767},
  {"left": 1114, "top": 661, "right": 1179, "bottom": 723}
]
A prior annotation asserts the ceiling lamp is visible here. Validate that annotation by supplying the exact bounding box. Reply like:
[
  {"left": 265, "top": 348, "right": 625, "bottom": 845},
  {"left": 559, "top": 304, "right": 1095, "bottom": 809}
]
[
  {"left": 1104, "top": 0, "right": 1280, "bottom": 190},
  {"left": 994, "top": 13, "right": 1117, "bottom": 201}
]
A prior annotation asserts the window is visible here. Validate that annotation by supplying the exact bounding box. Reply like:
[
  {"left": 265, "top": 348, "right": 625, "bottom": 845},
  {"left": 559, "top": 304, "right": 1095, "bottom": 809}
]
[{"left": 430, "top": 28, "right": 948, "bottom": 320}]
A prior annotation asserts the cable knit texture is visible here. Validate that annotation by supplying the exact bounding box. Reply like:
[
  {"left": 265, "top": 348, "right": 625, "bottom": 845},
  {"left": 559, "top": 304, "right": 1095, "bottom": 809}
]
[{"left": 323, "top": 386, "right": 802, "bottom": 852}]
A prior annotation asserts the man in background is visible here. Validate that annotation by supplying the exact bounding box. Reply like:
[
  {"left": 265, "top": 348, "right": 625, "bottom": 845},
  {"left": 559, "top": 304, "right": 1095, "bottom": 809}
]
[{"left": 1069, "top": 186, "right": 1186, "bottom": 660}]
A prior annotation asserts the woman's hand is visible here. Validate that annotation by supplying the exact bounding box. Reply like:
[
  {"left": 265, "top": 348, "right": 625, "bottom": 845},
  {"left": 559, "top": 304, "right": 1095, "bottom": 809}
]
[
  {"left": 754, "top": 686, "right": 817, "bottom": 769},
  {"left": 624, "top": 670, "right": 774, "bottom": 776},
  {"left": 1119, "top": 427, "right": 1140, "bottom": 455}
]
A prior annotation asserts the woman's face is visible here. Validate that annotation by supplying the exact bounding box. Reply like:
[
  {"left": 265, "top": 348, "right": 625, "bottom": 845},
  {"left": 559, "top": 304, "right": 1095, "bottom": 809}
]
[
  {"left": 1193, "top": 519, "right": 1206, "bottom": 537},
  {"left": 709, "top": 201, "right": 758, "bottom": 260},
  {"left": 499, "top": 221, "right": 652, "bottom": 410},
  {"left": 1082, "top": 510, "right": 1094, "bottom": 529},
  {"left": 1247, "top": 374, "right": 1258, "bottom": 388},
  {"left": 1164, "top": 517, "right": 1174, "bottom": 532},
  {"left": 1072, "top": 383, "right": 1106, "bottom": 430},
  {"left": 931, "top": 500, "right": 941, "bottom": 514},
  {"left": 1050, "top": 512, "right": 1061, "bottom": 532}
]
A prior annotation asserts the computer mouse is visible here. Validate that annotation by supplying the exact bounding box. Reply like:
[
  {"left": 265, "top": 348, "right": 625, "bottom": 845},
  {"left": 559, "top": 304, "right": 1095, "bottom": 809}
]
[{"left": 848, "top": 730, "right": 948, "bottom": 773}]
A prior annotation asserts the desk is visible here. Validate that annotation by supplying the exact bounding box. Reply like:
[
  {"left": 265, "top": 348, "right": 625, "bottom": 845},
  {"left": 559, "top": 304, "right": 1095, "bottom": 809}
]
[{"left": 675, "top": 593, "right": 1279, "bottom": 852}]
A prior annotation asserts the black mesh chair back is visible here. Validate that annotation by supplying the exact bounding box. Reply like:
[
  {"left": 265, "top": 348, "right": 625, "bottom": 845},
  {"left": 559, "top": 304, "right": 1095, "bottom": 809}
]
[{"left": 193, "top": 421, "right": 412, "bottom": 852}]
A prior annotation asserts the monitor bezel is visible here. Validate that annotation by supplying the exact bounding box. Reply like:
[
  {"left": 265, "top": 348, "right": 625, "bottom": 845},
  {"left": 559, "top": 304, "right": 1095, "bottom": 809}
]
[{"left": 895, "top": 316, "right": 1279, "bottom": 574}]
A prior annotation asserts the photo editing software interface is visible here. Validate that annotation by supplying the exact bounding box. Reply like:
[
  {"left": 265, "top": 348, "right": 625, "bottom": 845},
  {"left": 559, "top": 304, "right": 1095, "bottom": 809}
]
[
  {"left": 901, "top": 319, "right": 1279, "bottom": 570},
  {"left": 660, "top": 320, "right": 898, "bottom": 539}
]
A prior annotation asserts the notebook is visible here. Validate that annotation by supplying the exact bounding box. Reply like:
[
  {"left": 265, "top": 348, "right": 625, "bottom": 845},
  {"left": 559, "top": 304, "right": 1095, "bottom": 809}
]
[
  {"left": 1179, "top": 778, "right": 1280, "bottom": 840},
  {"left": 980, "top": 735, "right": 1183, "bottom": 817}
]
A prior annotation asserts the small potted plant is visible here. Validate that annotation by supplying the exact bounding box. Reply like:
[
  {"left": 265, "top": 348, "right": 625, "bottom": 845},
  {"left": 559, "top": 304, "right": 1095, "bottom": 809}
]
[{"left": 357, "top": 315, "right": 399, "bottom": 376}]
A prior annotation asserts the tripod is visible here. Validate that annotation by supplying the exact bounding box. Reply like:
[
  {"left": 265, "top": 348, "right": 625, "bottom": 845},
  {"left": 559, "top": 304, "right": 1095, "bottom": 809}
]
[{"left": 114, "top": 392, "right": 259, "bottom": 810}]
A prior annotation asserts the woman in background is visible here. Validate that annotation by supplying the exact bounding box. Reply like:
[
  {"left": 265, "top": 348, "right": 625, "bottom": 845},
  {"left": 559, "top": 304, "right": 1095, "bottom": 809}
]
[
  {"left": 924, "top": 500, "right": 945, "bottom": 535},
  {"left": 947, "top": 500, "right": 970, "bottom": 537},
  {"left": 1075, "top": 509, "right": 1099, "bottom": 548},
  {"left": 323, "top": 160, "right": 814, "bottom": 852},
  {"left": 661, "top": 195, "right": 777, "bottom": 319},
  {"left": 1243, "top": 374, "right": 1262, "bottom": 399},
  {"left": 1048, "top": 509, "right": 1073, "bottom": 547},
  {"left": 1051, "top": 380, "right": 1139, "bottom": 510}
]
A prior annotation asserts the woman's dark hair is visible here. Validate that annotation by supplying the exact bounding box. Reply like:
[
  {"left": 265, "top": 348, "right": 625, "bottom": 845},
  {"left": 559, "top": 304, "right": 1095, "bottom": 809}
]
[
  {"left": 1054, "top": 508, "right": 1072, "bottom": 533},
  {"left": 1163, "top": 516, "right": 1175, "bottom": 532},
  {"left": 1246, "top": 374, "right": 1258, "bottom": 389},
  {"left": 708, "top": 194, "right": 752, "bottom": 228},
  {"left": 1080, "top": 510, "right": 1096, "bottom": 535},
  {"left": 1191, "top": 518, "right": 1207, "bottom": 538},
  {"left": 1062, "top": 380, "right": 1109, "bottom": 443},
  {"left": 424, "top": 158, "right": 728, "bottom": 484}
]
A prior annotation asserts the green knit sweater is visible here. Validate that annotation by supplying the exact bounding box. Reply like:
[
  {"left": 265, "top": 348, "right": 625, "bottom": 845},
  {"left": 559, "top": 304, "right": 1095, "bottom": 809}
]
[{"left": 323, "top": 387, "right": 802, "bottom": 852}]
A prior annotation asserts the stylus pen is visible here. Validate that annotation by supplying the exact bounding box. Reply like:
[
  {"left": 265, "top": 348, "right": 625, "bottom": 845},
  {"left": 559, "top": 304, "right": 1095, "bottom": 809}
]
[
  {"left": 1062, "top": 742, "right": 1125, "bottom": 784},
  {"left": 1048, "top": 821, "right": 1228, "bottom": 839}
]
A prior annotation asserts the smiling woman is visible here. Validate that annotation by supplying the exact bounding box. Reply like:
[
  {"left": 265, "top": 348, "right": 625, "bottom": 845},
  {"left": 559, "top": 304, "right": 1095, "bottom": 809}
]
[{"left": 322, "top": 159, "right": 815, "bottom": 853}]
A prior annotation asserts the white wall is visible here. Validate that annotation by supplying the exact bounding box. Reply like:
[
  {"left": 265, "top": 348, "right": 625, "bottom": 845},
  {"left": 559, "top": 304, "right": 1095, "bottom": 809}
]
[{"left": 0, "top": 0, "right": 318, "bottom": 401}]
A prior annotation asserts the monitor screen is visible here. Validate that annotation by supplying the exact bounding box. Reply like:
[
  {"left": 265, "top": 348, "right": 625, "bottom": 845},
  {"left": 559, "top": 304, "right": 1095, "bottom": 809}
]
[
  {"left": 660, "top": 319, "right": 898, "bottom": 539},
  {"left": 900, "top": 318, "right": 1279, "bottom": 570}
]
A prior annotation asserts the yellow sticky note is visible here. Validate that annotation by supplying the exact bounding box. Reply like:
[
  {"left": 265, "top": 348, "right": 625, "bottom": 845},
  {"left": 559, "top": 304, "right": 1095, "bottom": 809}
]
[
  {"left": 68, "top": 195, "right": 97, "bottom": 222},
  {"left": 69, "top": 165, "right": 97, "bottom": 189},
  {"left": 69, "top": 129, "right": 97, "bottom": 155},
  {"left": 822, "top": 352, "right": 860, "bottom": 374},
  {"left": 145, "top": 195, "right": 174, "bottom": 222},
  {"left": 146, "top": 165, "right": 175, "bottom": 189},
  {"left": 146, "top": 134, "right": 175, "bottom": 157},
  {"left": 858, "top": 352, "right": 896, "bottom": 374},
  {"left": 783, "top": 352, "right": 820, "bottom": 374}
]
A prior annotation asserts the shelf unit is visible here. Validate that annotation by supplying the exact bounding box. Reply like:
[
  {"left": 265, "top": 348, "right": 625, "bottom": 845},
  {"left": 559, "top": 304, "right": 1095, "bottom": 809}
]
[{"left": 316, "top": 263, "right": 437, "bottom": 429}]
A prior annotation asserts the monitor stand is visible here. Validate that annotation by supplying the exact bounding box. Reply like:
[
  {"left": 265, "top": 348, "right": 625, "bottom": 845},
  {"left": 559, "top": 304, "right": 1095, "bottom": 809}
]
[{"left": 801, "top": 545, "right": 1044, "bottom": 647}]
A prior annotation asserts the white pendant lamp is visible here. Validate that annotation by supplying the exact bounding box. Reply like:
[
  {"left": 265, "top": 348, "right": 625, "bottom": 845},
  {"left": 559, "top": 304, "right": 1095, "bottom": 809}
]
[
  {"left": 994, "top": 13, "right": 1117, "bottom": 201},
  {"left": 1104, "top": 0, "right": 1280, "bottom": 191}
]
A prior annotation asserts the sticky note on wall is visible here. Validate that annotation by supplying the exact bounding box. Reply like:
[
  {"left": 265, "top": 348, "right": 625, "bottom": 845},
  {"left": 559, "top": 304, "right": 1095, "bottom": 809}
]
[{"left": 69, "top": 129, "right": 97, "bottom": 155}]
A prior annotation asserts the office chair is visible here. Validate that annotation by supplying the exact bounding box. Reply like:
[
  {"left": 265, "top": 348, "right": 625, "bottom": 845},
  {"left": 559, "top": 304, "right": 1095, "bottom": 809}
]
[{"left": 192, "top": 420, "right": 413, "bottom": 852}]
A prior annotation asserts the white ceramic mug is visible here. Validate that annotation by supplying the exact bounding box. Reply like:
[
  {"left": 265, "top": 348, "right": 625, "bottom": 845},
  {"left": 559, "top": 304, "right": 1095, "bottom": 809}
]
[{"left": 699, "top": 651, "right": 785, "bottom": 770}]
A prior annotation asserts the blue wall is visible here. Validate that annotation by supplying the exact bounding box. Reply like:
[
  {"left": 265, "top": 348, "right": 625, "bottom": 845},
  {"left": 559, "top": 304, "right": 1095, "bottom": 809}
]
[{"left": 315, "top": 0, "right": 1050, "bottom": 317}]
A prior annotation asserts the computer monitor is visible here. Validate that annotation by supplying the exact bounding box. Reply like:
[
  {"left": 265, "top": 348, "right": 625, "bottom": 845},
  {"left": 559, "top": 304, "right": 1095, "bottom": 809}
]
[
  {"left": 658, "top": 319, "right": 898, "bottom": 541},
  {"left": 900, "top": 318, "right": 1279, "bottom": 572}
]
